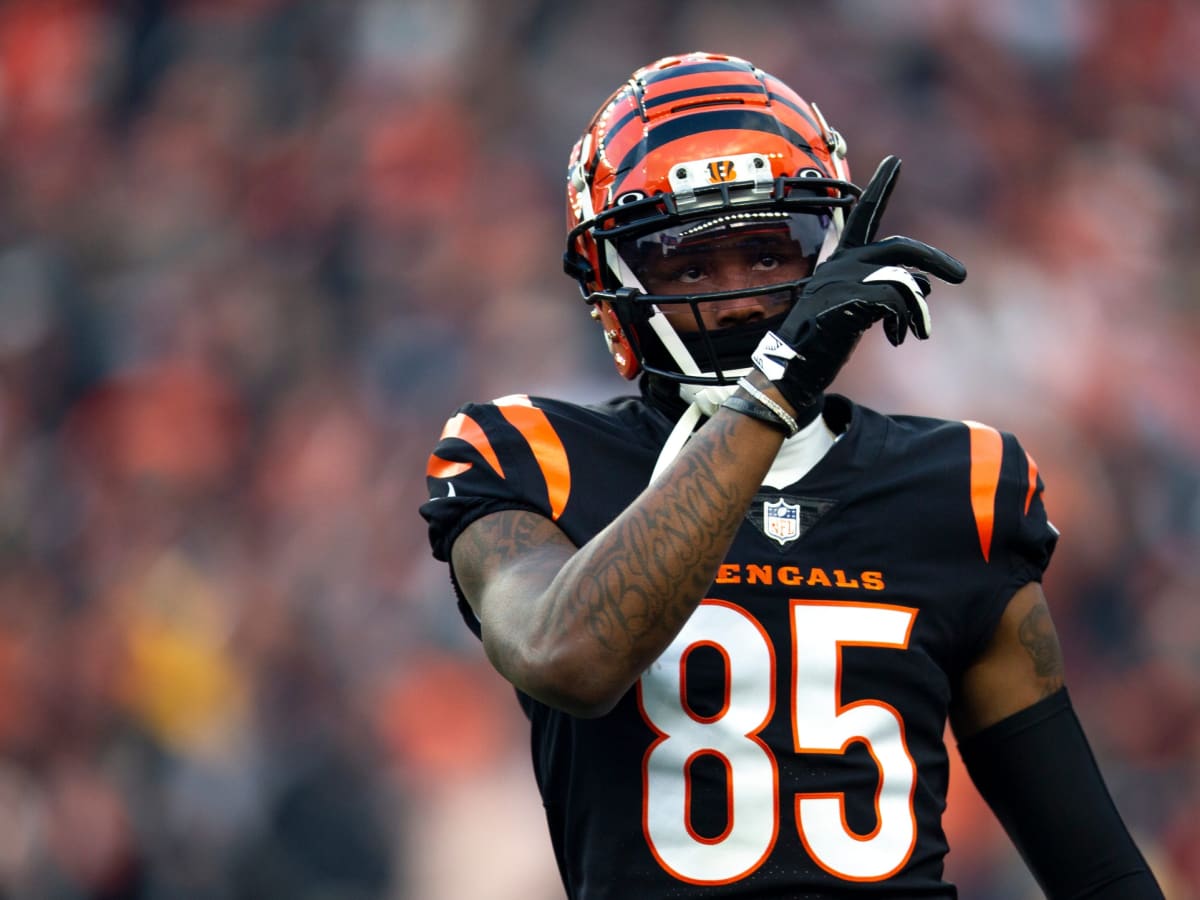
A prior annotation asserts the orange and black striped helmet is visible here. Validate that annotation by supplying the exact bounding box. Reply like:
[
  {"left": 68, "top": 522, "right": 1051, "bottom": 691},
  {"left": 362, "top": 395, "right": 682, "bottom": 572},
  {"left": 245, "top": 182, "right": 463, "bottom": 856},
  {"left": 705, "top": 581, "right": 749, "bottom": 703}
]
[{"left": 564, "top": 52, "right": 860, "bottom": 384}]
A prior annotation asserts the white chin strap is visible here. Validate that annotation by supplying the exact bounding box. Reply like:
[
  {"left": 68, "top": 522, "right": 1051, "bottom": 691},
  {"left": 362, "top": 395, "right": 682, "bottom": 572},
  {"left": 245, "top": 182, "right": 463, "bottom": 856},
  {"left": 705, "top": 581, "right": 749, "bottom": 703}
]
[
  {"left": 651, "top": 403, "right": 704, "bottom": 483},
  {"left": 651, "top": 388, "right": 838, "bottom": 487},
  {"left": 610, "top": 246, "right": 738, "bottom": 414},
  {"left": 679, "top": 379, "right": 744, "bottom": 416},
  {"left": 645, "top": 310, "right": 753, "bottom": 483},
  {"left": 618, "top": 244, "right": 748, "bottom": 409},
  {"left": 645, "top": 311, "right": 748, "bottom": 413}
]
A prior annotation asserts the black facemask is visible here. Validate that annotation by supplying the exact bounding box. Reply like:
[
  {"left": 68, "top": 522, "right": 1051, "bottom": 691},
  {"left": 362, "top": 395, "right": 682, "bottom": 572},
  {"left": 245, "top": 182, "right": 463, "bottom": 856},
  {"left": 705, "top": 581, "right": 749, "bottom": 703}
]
[
  {"left": 672, "top": 311, "right": 790, "bottom": 380},
  {"left": 640, "top": 310, "right": 792, "bottom": 419}
]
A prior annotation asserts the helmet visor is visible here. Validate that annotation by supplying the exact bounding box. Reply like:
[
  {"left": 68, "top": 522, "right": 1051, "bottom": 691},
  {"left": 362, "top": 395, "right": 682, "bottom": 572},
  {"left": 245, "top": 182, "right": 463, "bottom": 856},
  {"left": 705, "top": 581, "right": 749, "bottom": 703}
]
[{"left": 617, "top": 211, "right": 828, "bottom": 291}]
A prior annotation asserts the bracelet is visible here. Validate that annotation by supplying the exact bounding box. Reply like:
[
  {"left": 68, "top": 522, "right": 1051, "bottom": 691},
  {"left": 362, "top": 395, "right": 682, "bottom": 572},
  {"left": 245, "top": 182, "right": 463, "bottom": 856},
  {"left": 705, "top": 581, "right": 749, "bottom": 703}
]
[
  {"left": 722, "top": 396, "right": 793, "bottom": 436},
  {"left": 735, "top": 378, "right": 800, "bottom": 437}
]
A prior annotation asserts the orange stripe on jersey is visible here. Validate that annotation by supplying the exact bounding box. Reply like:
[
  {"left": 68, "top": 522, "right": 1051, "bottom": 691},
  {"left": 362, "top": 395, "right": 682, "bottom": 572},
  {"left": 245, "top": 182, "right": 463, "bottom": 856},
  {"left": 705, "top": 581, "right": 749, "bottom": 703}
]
[
  {"left": 426, "top": 412, "right": 505, "bottom": 481},
  {"left": 1023, "top": 450, "right": 1039, "bottom": 515},
  {"left": 495, "top": 395, "right": 571, "bottom": 520},
  {"left": 964, "top": 421, "right": 1003, "bottom": 563}
]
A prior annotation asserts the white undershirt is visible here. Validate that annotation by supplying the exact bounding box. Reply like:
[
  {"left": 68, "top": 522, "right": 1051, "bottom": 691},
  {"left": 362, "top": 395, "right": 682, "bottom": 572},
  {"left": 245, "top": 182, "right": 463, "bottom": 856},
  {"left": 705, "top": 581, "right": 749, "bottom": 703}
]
[
  {"left": 651, "top": 399, "right": 838, "bottom": 488},
  {"left": 762, "top": 410, "right": 838, "bottom": 489}
]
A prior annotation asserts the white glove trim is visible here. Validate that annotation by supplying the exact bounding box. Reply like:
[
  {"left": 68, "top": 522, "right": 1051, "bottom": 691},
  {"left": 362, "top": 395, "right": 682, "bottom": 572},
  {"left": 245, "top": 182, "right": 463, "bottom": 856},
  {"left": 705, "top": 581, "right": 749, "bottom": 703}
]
[
  {"left": 751, "top": 331, "right": 799, "bottom": 382},
  {"left": 863, "top": 265, "right": 932, "bottom": 338}
]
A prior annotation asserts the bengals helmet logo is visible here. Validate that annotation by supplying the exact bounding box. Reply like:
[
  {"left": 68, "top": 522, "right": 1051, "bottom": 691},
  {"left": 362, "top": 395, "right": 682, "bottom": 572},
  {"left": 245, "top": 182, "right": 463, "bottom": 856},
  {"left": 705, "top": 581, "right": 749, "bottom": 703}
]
[{"left": 707, "top": 159, "right": 737, "bottom": 183}]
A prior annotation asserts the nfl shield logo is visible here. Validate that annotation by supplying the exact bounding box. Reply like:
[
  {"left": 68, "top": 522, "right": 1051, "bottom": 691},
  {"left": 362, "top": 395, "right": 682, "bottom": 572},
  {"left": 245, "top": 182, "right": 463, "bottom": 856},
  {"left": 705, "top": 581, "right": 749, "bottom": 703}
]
[{"left": 763, "top": 498, "right": 801, "bottom": 546}]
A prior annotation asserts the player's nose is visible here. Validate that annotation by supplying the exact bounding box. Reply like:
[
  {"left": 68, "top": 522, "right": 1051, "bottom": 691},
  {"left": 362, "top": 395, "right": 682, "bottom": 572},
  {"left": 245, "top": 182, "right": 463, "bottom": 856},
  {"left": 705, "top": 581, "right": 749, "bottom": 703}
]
[{"left": 712, "top": 300, "right": 769, "bottom": 329}]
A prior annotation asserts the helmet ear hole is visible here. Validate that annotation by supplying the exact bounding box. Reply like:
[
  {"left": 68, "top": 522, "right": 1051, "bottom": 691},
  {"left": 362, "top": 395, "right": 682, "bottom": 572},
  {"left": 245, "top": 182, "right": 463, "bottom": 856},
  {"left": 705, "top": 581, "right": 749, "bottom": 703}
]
[{"left": 593, "top": 302, "right": 640, "bottom": 379}]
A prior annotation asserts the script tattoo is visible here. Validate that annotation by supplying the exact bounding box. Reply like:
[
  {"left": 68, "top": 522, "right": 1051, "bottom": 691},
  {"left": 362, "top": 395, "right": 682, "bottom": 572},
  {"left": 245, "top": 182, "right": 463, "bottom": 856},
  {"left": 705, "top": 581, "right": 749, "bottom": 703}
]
[
  {"left": 565, "top": 424, "right": 745, "bottom": 651},
  {"left": 550, "top": 414, "right": 749, "bottom": 654},
  {"left": 454, "top": 412, "right": 773, "bottom": 696},
  {"left": 1016, "top": 599, "right": 1065, "bottom": 694}
]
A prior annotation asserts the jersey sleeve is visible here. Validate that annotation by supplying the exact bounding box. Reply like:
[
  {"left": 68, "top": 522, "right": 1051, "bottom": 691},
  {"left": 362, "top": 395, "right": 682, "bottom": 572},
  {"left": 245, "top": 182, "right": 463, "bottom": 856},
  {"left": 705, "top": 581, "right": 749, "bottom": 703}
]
[
  {"left": 987, "top": 429, "right": 1057, "bottom": 581},
  {"left": 419, "top": 395, "right": 574, "bottom": 563},
  {"left": 959, "top": 421, "right": 1059, "bottom": 662}
]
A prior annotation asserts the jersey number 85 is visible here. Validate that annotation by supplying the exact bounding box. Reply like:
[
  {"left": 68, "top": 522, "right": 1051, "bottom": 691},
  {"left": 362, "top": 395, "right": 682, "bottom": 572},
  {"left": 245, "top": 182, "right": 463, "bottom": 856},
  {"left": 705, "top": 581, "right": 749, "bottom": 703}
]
[{"left": 639, "top": 599, "right": 919, "bottom": 885}]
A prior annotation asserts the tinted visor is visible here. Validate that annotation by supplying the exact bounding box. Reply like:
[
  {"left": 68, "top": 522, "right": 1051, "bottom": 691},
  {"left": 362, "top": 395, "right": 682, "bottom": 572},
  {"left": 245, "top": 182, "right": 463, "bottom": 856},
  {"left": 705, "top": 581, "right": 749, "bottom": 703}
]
[{"left": 614, "top": 210, "right": 831, "bottom": 297}]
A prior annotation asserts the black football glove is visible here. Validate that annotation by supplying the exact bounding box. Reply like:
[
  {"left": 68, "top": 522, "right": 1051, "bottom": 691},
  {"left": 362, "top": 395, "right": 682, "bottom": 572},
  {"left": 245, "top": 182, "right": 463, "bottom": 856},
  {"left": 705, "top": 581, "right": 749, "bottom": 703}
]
[{"left": 750, "top": 155, "right": 967, "bottom": 412}]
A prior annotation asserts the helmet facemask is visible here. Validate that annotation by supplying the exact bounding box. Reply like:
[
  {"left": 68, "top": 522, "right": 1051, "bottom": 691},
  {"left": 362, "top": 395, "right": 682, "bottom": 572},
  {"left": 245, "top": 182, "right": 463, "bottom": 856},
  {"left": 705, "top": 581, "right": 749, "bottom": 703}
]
[{"left": 574, "top": 162, "right": 855, "bottom": 402}]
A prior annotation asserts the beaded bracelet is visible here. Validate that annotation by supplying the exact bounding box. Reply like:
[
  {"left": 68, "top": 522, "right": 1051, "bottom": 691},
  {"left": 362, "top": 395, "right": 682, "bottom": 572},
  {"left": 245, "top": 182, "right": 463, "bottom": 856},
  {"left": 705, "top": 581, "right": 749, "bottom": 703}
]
[{"left": 735, "top": 377, "right": 801, "bottom": 437}]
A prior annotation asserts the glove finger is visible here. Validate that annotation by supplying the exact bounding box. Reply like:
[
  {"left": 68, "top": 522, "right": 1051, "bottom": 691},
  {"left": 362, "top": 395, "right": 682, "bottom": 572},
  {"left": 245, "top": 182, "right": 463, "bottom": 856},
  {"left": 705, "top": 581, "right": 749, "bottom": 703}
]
[
  {"left": 819, "top": 296, "right": 894, "bottom": 330},
  {"left": 845, "top": 299, "right": 886, "bottom": 333},
  {"left": 854, "top": 295, "right": 917, "bottom": 347},
  {"left": 862, "top": 266, "right": 934, "bottom": 341},
  {"left": 882, "top": 311, "right": 904, "bottom": 346},
  {"left": 909, "top": 291, "right": 932, "bottom": 340},
  {"left": 840, "top": 156, "right": 900, "bottom": 249},
  {"left": 851, "top": 236, "right": 967, "bottom": 284},
  {"left": 863, "top": 265, "right": 926, "bottom": 302}
]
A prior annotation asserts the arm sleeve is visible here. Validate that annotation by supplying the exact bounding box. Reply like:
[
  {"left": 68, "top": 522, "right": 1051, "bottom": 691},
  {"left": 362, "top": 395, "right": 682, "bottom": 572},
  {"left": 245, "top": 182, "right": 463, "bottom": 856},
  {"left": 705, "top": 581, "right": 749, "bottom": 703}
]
[{"left": 958, "top": 688, "right": 1164, "bottom": 899}]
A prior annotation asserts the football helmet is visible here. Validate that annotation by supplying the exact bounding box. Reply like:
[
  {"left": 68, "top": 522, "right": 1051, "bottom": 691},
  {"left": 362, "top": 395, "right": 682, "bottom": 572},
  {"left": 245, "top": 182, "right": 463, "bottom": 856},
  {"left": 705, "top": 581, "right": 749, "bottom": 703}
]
[{"left": 564, "top": 52, "right": 859, "bottom": 393}]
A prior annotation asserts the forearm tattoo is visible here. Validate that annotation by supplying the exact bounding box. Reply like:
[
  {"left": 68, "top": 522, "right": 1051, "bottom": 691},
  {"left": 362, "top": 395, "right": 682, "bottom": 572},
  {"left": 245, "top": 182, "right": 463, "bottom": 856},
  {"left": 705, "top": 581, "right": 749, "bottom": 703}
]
[
  {"left": 462, "top": 414, "right": 760, "bottom": 661},
  {"left": 558, "top": 418, "right": 749, "bottom": 653},
  {"left": 1016, "top": 599, "right": 1065, "bottom": 694},
  {"left": 459, "top": 507, "right": 566, "bottom": 590}
]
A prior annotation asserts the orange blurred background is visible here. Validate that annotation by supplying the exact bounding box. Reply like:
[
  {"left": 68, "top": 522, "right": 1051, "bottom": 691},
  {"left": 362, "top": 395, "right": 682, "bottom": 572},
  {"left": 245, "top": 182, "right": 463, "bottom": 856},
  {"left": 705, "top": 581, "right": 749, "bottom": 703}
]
[{"left": 0, "top": 1, "right": 1196, "bottom": 897}]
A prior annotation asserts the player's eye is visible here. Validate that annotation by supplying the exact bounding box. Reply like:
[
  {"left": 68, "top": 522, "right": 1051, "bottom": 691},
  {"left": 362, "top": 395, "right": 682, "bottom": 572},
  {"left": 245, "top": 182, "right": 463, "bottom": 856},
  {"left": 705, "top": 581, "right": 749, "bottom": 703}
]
[{"left": 675, "top": 264, "right": 708, "bottom": 284}]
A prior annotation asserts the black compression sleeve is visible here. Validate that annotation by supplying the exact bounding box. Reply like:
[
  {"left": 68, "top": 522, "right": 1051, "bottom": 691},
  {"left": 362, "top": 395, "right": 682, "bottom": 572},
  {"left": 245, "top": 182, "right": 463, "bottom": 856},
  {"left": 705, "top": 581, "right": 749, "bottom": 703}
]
[{"left": 957, "top": 688, "right": 1164, "bottom": 899}]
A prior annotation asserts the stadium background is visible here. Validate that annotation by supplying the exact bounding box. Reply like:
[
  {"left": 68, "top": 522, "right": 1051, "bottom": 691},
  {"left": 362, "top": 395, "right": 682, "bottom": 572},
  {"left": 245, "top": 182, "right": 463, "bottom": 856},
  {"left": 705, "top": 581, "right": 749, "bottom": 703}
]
[{"left": 0, "top": 0, "right": 1196, "bottom": 897}]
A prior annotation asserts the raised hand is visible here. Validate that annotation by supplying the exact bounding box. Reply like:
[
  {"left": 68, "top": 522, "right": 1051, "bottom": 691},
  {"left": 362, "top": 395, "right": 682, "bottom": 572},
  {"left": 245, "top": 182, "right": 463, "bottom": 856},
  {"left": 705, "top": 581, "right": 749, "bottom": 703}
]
[{"left": 750, "top": 156, "right": 967, "bottom": 413}]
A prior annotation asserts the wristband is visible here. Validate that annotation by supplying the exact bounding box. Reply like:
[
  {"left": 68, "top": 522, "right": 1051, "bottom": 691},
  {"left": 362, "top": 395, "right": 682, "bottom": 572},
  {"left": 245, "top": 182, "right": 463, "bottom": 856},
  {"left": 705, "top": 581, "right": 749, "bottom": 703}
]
[
  {"left": 721, "top": 396, "right": 792, "bottom": 436},
  {"left": 735, "top": 378, "right": 800, "bottom": 436}
]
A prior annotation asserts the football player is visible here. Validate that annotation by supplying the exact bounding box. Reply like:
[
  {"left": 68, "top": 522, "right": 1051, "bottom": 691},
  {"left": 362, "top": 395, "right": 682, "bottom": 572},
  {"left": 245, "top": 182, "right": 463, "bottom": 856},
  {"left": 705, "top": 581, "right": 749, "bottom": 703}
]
[{"left": 421, "top": 51, "right": 1163, "bottom": 898}]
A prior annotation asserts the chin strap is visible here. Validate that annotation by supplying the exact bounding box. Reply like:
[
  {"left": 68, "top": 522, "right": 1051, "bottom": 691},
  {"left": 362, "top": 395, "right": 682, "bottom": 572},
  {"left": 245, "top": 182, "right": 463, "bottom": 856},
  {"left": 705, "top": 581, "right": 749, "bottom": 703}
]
[
  {"left": 644, "top": 309, "right": 745, "bottom": 483},
  {"left": 663, "top": 329, "right": 752, "bottom": 417},
  {"left": 645, "top": 309, "right": 753, "bottom": 414},
  {"left": 651, "top": 401, "right": 704, "bottom": 484},
  {"left": 680, "top": 380, "right": 743, "bottom": 416}
]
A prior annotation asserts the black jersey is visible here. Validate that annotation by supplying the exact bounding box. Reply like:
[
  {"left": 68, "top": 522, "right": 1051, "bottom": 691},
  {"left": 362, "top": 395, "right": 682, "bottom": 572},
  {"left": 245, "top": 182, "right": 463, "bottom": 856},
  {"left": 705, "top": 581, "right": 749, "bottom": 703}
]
[{"left": 420, "top": 392, "right": 1057, "bottom": 899}]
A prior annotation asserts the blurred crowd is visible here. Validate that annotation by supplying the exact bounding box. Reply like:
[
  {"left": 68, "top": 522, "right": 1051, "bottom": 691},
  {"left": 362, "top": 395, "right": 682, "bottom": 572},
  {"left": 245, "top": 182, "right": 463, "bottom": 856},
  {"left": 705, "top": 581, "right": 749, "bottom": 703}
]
[{"left": 0, "top": 0, "right": 1196, "bottom": 897}]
